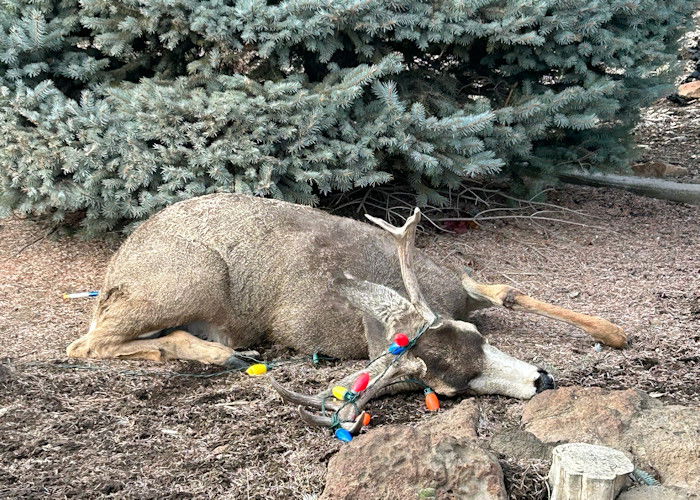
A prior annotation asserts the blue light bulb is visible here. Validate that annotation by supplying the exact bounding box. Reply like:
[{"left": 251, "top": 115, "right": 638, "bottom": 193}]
[
  {"left": 388, "top": 342, "right": 406, "bottom": 355},
  {"left": 334, "top": 428, "right": 353, "bottom": 442}
]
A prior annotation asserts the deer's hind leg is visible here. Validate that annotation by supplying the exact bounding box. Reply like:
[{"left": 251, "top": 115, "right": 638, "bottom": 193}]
[
  {"left": 461, "top": 274, "right": 626, "bottom": 348},
  {"left": 66, "top": 285, "right": 244, "bottom": 367},
  {"left": 67, "top": 237, "right": 255, "bottom": 367},
  {"left": 67, "top": 327, "right": 239, "bottom": 365},
  {"left": 67, "top": 317, "right": 243, "bottom": 366}
]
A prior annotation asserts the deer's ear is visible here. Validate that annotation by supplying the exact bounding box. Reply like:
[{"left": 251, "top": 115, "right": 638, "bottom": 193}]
[
  {"left": 361, "top": 314, "right": 390, "bottom": 359},
  {"left": 332, "top": 273, "right": 418, "bottom": 328}
]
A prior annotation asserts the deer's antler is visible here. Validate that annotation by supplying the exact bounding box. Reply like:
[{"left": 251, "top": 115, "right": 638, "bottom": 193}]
[
  {"left": 270, "top": 358, "right": 421, "bottom": 433},
  {"left": 298, "top": 407, "right": 368, "bottom": 435},
  {"left": 365, "top": 208, "right": 437, "bottom": 324},
  {"left": 269, "top": 377, "right": 341, "bottom": 411}
]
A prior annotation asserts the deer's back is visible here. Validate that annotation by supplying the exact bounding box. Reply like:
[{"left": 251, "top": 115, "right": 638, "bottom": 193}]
[{"left": 102, "top": 194, "right": 469, "bottom": 358}]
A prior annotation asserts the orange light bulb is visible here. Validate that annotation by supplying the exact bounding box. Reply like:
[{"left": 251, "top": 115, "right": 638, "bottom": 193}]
[{"left": 424, "top": 389, "right": 440, "bottom": 411}]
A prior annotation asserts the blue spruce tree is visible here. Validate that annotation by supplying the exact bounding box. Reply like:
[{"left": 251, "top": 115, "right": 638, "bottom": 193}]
[{"left": 0, "top": 0, "right": 695, "bottom": 234}]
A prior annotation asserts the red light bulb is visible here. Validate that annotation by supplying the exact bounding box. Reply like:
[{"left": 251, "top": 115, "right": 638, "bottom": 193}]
[
  {"left": 394, "top": 333, "right": 410, "bottom": 347},
  {"left": 351, "top": 372, "right": 370, "bottom": 393}
]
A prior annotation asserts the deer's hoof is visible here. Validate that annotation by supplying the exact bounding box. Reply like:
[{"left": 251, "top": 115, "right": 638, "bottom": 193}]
[{"left": 224, "top": 354, "right": 250, "bottom": 370}]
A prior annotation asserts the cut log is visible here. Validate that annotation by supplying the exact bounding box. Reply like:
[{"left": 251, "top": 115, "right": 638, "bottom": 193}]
[
  {"left": 559, "top": 171, "right": 700, "bottom": 205},
  {"left": 548, "top": 443, "right": 634, "bottom": 500}
]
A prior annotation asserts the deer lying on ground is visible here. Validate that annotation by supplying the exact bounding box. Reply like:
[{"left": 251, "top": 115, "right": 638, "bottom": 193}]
[{"left": 67, "top": 194, "right": 626, "bottom": 433}]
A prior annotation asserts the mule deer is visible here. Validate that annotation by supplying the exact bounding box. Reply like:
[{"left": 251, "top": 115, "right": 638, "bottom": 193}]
[{"left": 67, "top": 194, "right": 625, "bottom": 433}]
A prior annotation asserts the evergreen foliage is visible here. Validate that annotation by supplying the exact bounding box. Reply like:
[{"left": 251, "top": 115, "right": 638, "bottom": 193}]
[{"left": 0, "top": 0, "right": 694, "bottom": 234}]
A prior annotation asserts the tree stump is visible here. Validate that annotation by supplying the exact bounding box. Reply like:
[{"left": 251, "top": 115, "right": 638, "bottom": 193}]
[{"left": 548, "top": 443, "right": 634, "bottom": 500}]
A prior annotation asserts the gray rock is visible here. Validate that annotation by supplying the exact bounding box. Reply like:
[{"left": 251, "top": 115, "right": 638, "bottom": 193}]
[
  {"left": 490, "top": 428, "right": 554, "bottom": 461},
  {"left": 321, "top": 400, "right": 507, "bottom": 499},
  {"left": 522, "top": 387, "right": 700, "bottom": 491},
  {"left": 618, "top": 485, "right": 697, "bottom": 500}
]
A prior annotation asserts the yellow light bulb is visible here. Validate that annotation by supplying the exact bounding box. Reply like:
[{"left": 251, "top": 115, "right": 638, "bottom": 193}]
[
  {"left": 332, "top": 386, "right": 348, "bottom": 401},
  {"left": 246, "top": 363, "right": 268, "bottom": 376}
]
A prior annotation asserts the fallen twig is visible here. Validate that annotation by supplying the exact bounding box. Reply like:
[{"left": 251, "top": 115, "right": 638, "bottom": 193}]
[
  {"left": 11, "top": 226, "right": 58, "bottom": 259},
  {"left": 324, "top": 181, "right": 605, "bottom": 233}
]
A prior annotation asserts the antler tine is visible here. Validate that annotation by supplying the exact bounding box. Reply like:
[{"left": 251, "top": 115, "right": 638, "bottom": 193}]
[
  {"left": 298, "top": 407, "right": 368, "bottom": 434},
  {"left": 270, "top": 377, "right": 341, "bottom": 411},
  {"left": 366, "top": 208, "right": 436, "bottom": 322},
  {"left": 298, "top": 406, "right": 334, "bottom": 427},
  {"left": 352, "top": 358, "right": 425, "bottom": 408},
  {"left": 344, "top": 412, "right": 367, "bottom": 434},
  {"left": 292, "top": 360, "right": 424, "bottom": 434},
  {"left": 338, "top": 362, "right": 410, "bottom": 418}
]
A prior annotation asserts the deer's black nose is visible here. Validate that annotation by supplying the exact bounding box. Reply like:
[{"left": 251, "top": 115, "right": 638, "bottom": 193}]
[{"left": 535, "top": 369, "right": 556, "bottom": 393}]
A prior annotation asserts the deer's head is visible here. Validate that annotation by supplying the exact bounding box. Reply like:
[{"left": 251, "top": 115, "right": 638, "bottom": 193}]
[{"left": 272, "top": 208, "right": 554, "bottom": 435}]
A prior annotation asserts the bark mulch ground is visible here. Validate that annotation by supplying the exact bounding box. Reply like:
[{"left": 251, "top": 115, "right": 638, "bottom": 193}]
[{"left": 1, "top": 182, "right": 698, "bottom": 499}]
